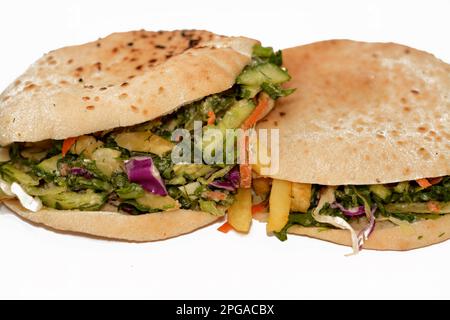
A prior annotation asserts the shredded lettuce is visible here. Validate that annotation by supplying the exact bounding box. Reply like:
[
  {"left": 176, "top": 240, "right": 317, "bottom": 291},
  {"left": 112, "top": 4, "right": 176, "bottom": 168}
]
[{"left": 199, "top": 200, "right": 226, "bottom": 216}]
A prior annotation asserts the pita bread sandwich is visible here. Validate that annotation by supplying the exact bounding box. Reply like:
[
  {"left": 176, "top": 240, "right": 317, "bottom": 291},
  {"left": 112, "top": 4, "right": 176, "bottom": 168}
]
[
  {"left": 0, "top": 30, "right": 293, "bottom": 241},
  {"left": 254, "top": 40, "right": 449, "bottom": 253}
]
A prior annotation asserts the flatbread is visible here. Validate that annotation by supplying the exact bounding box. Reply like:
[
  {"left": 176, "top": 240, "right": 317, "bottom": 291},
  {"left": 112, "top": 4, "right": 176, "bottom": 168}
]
[
  {"left": 3, "top": 199, "right": 220, "bottom": 242},
  {"left": 0, "top": 30, "right": 257, "bottom": 240},
  {"left": 0, "top": 30, "right": 258, "bottom": 146},
  {"left": 258, "top": 40, "right": 450, "bottom": 185},
  {"left": 288, "top": 216, "right": 450, "bottom": 251}
]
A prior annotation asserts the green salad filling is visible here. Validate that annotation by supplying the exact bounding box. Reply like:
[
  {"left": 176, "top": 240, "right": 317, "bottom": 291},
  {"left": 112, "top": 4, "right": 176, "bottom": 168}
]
[
  {"left": 0, "top": 45, "right": 294, "bottom": 216},
  {"left": 275, "top": 177, "right": 450, "bottom": 241}
]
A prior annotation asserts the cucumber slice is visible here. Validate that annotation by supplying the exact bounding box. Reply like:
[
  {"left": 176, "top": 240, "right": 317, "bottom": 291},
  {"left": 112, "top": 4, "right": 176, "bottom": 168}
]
[
  {"left": 26, "top": 185, "right": 66, "bottom": 196},
  {"left": 217, "top": 99, "right": 255, "bottom": 131},
  {"left": 237, "top": 68, "right": 266, "bottom": 87},
  {"left": 173, "top": 164, "right": 215, "bottom": 180},
  {"left": 258, "top": 64, "right": 291, "bottom": 83},
  {"left": 386, "top": 202, "right": 450, "bottom": 214},
  {"left": 393, "top": 182, "right": 410, "bottom": 193},
  {"left": 240, "top": 85, "right": 261, "bottom": 99},
  {"left": 36, "top": 155, "right": 62, "bottom": 176},
  {"left": 0, "top": 164, "right": 40, "bottom": 186},
  {"left": 40, "top": 190, "right": 107, "bottom": 211},
  {"left": 115, "top": 132, "right": 174, "bottom": 157},
  {"left": 369, "top": 185, "right": 392, "bottom": 201},
  {"left": 237, "top": 63, "right": 290, "bottom": 86},
  {"left": 136, "top": 192, "right": 179, "bottom": 211}
]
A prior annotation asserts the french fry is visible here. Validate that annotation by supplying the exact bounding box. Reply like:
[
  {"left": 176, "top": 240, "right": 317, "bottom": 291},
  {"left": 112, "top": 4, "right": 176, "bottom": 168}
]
[
  {"left": 251, "top": 132, "right": 271, "bottom": 175},
  {"left": 253, "top": 178, "right": 271, "bottom": 196},
  {"left": 228, "top": 188, "right": 253, "bottom": 233},
  {"left": 291, "top": 183, "right": 312, "bottom": 213},
  {"left": 267, "top": 179, "right": 292, "bottom": 233}
]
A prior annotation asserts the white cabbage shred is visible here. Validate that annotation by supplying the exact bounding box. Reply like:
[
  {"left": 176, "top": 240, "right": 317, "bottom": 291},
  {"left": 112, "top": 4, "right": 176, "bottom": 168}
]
[
  {"left": 1, "top": 180, "right": 43, "bottom": 212},
  {"left": 312, "top": 186, "right": 360, "bottom": 255}
]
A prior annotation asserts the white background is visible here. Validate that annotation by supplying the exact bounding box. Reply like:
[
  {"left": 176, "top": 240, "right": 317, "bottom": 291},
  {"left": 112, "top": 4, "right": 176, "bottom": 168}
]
[{"left": 1, "top": 0, "right": 449, "bottom": 300}]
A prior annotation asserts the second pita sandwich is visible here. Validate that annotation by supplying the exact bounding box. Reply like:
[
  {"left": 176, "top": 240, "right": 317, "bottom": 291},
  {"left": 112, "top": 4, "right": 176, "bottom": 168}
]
[{"left": 255, "top": 40, "right": 449, "bottom": 252}]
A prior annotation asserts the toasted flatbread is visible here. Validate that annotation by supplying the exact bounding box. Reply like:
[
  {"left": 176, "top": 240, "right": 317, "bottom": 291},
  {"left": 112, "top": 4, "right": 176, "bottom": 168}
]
[
  {"left": 258, "top": 40, "right": 449, "bottom": 185},
  {"left": 3, "top": 199, "right": 219, "bottom": 242},
  {"left": 0, "top": 30, "right": 257, "bottom": 146},
  {"left": 288, "top": 216, "right": 450, "bottom": 251},
  {"left": 258, "top": 40, "right": 449, "bottom": 250}
]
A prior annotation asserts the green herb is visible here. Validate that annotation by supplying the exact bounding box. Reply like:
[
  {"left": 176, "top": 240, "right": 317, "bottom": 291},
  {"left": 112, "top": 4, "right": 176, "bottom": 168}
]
[
  {"left": 111, "top": 173, "right": 144, "bottom": 200},
  {"left": 261, "top": 82, "right": 296, "bottom": 100},
  {"left": 252, "top": 45, "right": 283, "bottom": 66},
  {"left": 274, "top": 211, "right": 330, "bottom": 241},
  {"left": 67, "top": 176, "right": 112, "bottom": 192},
  {"left": 199, "top": 200, "right": 225, "bottom": 216},
  {"left": 168, "top": 186, "right": 194, "bottom": 209}
]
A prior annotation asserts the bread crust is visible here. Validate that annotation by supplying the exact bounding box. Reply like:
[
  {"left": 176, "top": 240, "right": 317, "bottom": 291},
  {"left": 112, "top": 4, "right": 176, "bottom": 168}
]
[
  {"left": 258, "top": 40, "right": 450, "bottom": 185},
  {"left": 4, "top": 199, "right": 220, "bottom": 242},
  {"left": 0, "top": 30, "right": 258, "bottom": 145},
  {"left": 288, "top": 216, "right": 450, "bottom": 251}
]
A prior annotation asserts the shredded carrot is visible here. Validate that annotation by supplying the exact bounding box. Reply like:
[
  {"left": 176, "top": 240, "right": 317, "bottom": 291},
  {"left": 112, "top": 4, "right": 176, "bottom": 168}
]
[
  {"left": 238, "top": 96, "right": 271, "bottom": 186},
  {"left": 427, "top": 201, "right": 440, "bottom": 213},
  {"left": 218, "top": 222, "right": 233, "bottom": 233},
  {"left": 62, "top": 137, "right": 78, "bottom": 157},
  {"left": 240, "top": 164, "right": 252, "bottom": 189},
  {"left": 429, "top": 177, "right": 443, "bottom": 185},
  {"left": 207, "top": 111, "right": 216, "bottom": 125},
  {"left": 416, "top": 178, "right": 432, "bottom": 188},
  {"left": 239, "top": 134, "right": 252, "bottom": 188},
  {"left": 252, "top": 202, "right": 267, "bottom": 215},
  {"left": 238, "top": 130, "right": 252, "bottom": 189},
  {"left": 241, "top": 96, "right": 269, "bottom": 130}
]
